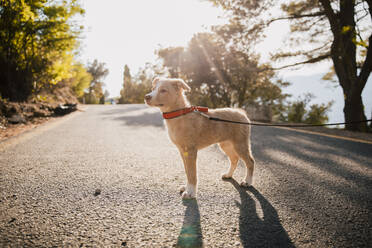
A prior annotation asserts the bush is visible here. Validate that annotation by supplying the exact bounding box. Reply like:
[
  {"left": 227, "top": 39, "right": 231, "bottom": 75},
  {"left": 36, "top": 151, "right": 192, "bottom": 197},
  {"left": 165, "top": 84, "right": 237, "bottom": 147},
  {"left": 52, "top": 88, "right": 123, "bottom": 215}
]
[{"left": 282, "top": 94, "right": 333, "bottom": 124}]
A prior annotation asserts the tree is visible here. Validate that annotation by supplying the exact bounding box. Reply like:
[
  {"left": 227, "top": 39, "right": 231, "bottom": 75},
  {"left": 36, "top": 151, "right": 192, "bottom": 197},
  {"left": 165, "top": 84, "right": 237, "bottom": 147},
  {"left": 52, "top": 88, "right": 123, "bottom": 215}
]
[
  {"left": 287, "top": 100, "right": 308, "bottom": 123},
  {"left": 85, "top": 59, "right": 109, "bottom": 104},
  {"left": 104, "top": 90, "right": 110, "bottom": 99},
  {"left": 70, "top": 63, "right": 92, "bottom": 98},
  {"left": 119, "top": 65, "right": 134, "bottom": 103},
  {"left": 157, "top": 32, "right": 288, "bottom": 112},
  {"left": 210, "top": 0, "right": 371, "bottom": 132},
  {"left": 119, "top": 63, "right": 160, "bottom": 104},
  {"left": 280, "top": 94, "right": 333, "bottom": 124},
  {"left": 0, "top": 0, "right": 85, "bottom": 101},
  {"left": 305, "top": 102, "right": 333, "bottom": 124}
]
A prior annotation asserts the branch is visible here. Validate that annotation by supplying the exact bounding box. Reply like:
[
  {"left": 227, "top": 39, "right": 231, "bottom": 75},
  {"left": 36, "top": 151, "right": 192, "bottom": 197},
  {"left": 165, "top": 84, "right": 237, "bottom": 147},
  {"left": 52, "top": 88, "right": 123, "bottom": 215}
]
[
  {"left": 266, "top": 11, "right": 325, "bottom": 26},
  {"left": 319, "top": 0, "right": 340, "bottom": 34},
  {"left": 356, "top": 11, "right": 370, "bottom": 23},
  {"left": 272, "top": 43, "right": 331, "bottom": 61},
  {"left": 272, "top": 53, "right": 331, "bottom": 70},
  {"left": 366, "top": 0, "right": 372, "bottom": 22},
  {"left": 357, "top": 34, "right": 372, "bottom": 93}
]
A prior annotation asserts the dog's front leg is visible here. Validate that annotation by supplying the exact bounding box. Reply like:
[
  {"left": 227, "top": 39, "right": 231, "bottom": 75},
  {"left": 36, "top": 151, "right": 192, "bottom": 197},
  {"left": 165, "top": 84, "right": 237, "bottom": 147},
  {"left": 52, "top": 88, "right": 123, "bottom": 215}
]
[{"left": 179, "top": 148, "right": 198, "bottom": 199}]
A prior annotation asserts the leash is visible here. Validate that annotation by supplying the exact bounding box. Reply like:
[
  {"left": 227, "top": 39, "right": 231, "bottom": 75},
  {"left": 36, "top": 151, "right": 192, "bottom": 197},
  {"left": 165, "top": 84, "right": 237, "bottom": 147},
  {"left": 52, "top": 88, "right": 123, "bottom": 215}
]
[
  {"left": 198, "top": 111, "right": 372, "bottom": 128},
  {"left": 162, "top": 106, "right": 372, "bottom": 128}
]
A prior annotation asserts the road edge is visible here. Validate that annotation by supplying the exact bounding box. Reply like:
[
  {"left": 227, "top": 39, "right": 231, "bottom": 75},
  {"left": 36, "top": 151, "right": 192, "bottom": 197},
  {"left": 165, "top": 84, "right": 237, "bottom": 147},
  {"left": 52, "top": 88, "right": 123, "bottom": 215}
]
[
  {"left": 0, "top": 106, "right": 86, "bottom": 152},
  {"left": 275, "top": 126, "right": 372, "bottom": 145}
]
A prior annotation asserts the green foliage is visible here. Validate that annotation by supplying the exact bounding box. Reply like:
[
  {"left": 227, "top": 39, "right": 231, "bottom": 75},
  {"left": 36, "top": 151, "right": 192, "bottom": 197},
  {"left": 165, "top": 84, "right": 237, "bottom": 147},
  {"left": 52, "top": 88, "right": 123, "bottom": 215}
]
[
  {"left": 70, "top": 62, "right": 92, "bottom": 98},
  {"left": 119, "top": 63, "right": 164, "bottom": 104},
  {"left": 0, "top": 0, "right": 87, "bottom": 101},
  {"left": 157, "top": 32, "right": 288, "bottom": 113},
  {"left": 99, "top": 94, "right": 105, "bottom": 104},
  {"left": 282, "top": 94, "right": 333, "bottom": 124},
  {"left": 208, "top": 0, "right": 371, "bottom": 131},
  {"left": 83, "top": 59, "right": 109, "bottom": 104},
  {"left": 305, "top": 102, "right": 332, "bottom": 125},
  {"left": 119, "top": 65, "right": 134, "bottom": 104},
  {"left": 286, "top": 94, "right": 311, "bottom": 123}
]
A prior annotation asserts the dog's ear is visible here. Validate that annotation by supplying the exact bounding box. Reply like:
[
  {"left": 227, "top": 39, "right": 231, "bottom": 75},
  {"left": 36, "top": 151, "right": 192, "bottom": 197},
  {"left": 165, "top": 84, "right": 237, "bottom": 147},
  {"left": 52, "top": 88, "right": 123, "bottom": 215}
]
[
  {"left": 175, "top": 78, "right": 191, "bottom": 92},
  {"left": 152, "top": 77, "right": 160, "bottom": 87}
]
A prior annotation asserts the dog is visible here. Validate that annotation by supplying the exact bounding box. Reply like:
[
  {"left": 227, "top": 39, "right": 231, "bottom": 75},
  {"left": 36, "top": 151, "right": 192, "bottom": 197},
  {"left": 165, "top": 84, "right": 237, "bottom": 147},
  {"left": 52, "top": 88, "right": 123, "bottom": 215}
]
[{"left": 145, "top": 77, "right": 255, "bottom": 199}]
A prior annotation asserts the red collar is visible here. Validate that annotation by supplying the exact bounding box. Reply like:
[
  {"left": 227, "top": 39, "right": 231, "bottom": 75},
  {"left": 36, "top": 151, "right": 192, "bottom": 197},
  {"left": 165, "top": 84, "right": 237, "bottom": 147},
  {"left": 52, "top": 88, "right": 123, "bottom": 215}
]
[{"left": 162, "top": 106, "right": 208, "bottom": 119}]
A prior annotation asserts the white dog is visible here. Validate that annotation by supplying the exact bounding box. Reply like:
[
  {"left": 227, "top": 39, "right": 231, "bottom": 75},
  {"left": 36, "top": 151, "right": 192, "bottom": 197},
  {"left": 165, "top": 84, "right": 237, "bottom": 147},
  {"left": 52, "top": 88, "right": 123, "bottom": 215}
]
[{"left": 145, "top": 78, "right": 255, "bottom": 199}]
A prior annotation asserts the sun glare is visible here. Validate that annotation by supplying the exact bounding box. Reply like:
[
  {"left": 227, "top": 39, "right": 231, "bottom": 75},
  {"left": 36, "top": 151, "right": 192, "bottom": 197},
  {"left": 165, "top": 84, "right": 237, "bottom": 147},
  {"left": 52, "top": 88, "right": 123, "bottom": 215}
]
[{"left": 80, "top": 0, "right": 226, "bottom": 97}]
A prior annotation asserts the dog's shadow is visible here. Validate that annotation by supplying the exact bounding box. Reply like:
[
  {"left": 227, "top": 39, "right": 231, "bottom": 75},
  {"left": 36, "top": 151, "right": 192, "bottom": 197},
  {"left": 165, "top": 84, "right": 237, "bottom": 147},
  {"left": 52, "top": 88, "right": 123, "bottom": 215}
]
[
  {"left": 225, "top": 179, "right": 295, "bottom": 247},
  {"left": 176, "top": 199, "right": 203, "bottom": 248}
]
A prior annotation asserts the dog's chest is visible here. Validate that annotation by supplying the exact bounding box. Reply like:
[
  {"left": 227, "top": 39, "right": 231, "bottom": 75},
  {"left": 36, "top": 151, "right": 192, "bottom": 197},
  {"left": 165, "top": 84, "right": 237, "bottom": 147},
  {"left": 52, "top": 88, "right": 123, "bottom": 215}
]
[
  {"left": 167, "top": 125, "right": 181, "bottom": 144},
  {"left": 166, "top": 121, "right": 193, "bottom": 146}
]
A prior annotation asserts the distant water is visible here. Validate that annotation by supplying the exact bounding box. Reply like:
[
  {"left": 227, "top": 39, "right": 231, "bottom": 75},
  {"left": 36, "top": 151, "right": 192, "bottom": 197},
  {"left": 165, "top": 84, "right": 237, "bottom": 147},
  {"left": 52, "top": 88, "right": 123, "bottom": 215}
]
[{"left": 282, "top": 74, "right": 372, "bottom": 126}]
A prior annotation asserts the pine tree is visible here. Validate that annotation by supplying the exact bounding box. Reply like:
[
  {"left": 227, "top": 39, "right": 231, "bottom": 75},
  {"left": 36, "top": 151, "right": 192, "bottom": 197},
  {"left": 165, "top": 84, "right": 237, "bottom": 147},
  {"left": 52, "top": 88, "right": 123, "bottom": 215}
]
[{"left": 119, "top": 65, "right": 133, "bottom": 103}]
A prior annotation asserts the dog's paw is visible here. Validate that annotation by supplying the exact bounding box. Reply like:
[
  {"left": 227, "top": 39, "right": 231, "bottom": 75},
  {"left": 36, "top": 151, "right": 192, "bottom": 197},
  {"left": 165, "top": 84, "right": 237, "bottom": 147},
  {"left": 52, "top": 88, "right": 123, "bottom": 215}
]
[
  {"left": 240, "top": 181, "right": 252, "bottom": 188},
  {"left": 221, "top": 173, "right": 232, "bottom": 180},
  {"left": 179, "top": 186, "right": 186, "bottom": 195},
  {"left": 181, "top": 191, "right": 195, "bottom": 200},
  {"left": 241, "top": 175, "right": 253, "bottom": 187}
]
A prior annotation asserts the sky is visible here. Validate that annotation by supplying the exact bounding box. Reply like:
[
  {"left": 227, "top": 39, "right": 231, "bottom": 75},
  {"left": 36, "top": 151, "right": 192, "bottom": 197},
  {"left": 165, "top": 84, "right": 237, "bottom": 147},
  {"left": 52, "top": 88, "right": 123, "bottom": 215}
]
[
  {"left": 79, "top": 0, "right": 226, "bottom": 97},
  {"left": 79, "top": 0, "right": 371, "bottom": 123},
  {"left": 79, "top": 0, "right": 316, "bottom": 95}
]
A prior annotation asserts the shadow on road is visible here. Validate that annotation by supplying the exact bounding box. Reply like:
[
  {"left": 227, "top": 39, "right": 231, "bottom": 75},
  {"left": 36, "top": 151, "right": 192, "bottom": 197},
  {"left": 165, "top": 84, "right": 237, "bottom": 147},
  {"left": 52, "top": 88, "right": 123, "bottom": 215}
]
[
  {"left": 252, "top": 127, "right": 372, "bottom": 203},
  {"left": 225, "top": 179, "right": 295, "bottom": 248},
  {"left": 250, "top": 127, "right": 372, "bottom": 246},
  {"left": 98, "top": 104, "right": 164, "bottom": 128},
  {"left": 112, "top": 111, "right": 164, "bottom": 128},
  {"left": 99, "top": 104, "right": 146, "bottom": 116},
  {"left": 176, "top": 199, "right": 203, "bottom": 248}
]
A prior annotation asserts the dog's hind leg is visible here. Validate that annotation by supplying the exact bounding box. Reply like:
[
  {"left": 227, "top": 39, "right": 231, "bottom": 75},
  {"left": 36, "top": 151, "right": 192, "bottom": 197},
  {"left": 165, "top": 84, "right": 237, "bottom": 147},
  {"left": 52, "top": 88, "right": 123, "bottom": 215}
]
[
  {"left": 233, "top": 141, "right": 255, "bottom": 187},
  {"left": 219, "top": 141, "right": 239, "bottom": 179}
]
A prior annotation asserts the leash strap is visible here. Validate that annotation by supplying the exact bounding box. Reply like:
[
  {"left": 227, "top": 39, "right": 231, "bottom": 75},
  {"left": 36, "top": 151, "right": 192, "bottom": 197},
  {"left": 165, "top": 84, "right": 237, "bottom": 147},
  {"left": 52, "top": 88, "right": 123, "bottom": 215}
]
[
  {"left": 163, "top": 105, "right": 372, "bottom": 127},
  {"left": 197, "top": 112, "right": 372, "bottom": 128}
]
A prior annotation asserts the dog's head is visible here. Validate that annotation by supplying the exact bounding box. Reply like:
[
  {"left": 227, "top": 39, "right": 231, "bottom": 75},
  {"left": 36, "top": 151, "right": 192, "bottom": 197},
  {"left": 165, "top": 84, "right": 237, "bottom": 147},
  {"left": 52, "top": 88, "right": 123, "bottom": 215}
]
[{"left": 144, "top": 77, "right": 190, "bottom": 111}]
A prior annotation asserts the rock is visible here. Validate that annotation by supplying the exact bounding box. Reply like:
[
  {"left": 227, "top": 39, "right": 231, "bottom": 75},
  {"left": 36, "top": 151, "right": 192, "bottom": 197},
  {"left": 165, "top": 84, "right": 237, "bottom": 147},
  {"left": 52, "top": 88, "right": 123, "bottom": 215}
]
[
  {"left": 33, "top": 109, "right": 51, "bottom": 117},
  {"left": 94, "top": 189, "right": 101, "bottom": 196},
  {"left": 8, "top": 114, "right": 26, "bottom": 124},
  {"left": 0, "top": 115, "right": 7, "bottom": 128},
  {"left": 3, "top": 103, "right": 22, "bottom": 118},
  {"left": 54, "top": 104, "right": 77, "bottom": 116},
  {"left": 8, "top": 217, "right": 16, "bottom": 224}
]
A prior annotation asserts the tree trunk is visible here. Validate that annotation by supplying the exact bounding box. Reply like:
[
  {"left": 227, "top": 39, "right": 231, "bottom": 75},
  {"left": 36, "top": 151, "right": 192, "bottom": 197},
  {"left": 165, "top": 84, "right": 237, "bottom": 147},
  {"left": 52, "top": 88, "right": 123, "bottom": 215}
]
[
  {"left": 343, "top": 90, "right": 368, "bottom": 132},
  {"left": 332, "top": 50, "right": 368, "bottom": 132},
  {"left": 323, "top": 0, "right": 369, "bottom": 132}
]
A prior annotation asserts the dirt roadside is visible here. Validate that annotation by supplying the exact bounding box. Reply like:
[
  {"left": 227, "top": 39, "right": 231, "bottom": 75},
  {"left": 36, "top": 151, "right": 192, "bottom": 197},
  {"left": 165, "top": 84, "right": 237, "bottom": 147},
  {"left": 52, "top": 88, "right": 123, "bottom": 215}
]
[
  {"left": 1, "top": 117, "right": 51, "bottom": 141},
  {"left": 0, "top": 104, "right": 83, "bottom": 143}
]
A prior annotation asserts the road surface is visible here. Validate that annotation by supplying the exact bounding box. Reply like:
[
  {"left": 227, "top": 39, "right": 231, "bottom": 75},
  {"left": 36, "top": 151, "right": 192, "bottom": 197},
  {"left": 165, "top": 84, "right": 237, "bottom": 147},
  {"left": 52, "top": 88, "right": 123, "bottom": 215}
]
[{"left": 0, "top": 105, "right": 371, "bottom": 247}]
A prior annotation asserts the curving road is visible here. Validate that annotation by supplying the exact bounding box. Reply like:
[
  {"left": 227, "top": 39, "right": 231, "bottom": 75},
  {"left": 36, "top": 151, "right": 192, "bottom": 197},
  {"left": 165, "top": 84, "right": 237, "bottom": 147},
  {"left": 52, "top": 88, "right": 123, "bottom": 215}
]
[{"left": 0, "top": 104, "right": 371, "bottom": 247}]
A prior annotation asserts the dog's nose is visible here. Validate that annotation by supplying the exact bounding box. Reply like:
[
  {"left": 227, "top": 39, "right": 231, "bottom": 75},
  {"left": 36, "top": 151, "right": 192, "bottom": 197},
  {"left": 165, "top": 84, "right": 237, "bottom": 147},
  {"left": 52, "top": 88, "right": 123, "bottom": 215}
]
[{"left": 145, "top": 94, "right": 152, "bottom": 101}]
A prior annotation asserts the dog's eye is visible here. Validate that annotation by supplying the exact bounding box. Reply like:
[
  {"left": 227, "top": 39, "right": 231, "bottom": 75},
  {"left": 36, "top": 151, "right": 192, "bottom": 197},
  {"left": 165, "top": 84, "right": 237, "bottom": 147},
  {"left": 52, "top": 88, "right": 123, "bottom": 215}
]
[{"left": 160, "top": 89, "right": 167, "bottom": 93}]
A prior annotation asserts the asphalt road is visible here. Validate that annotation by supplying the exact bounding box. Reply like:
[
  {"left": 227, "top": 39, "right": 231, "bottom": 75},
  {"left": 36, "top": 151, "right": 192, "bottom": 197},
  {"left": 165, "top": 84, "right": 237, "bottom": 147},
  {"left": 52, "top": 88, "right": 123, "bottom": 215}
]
[{"left": 0, "top": 104, "right": 371, "bottom": 247}]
